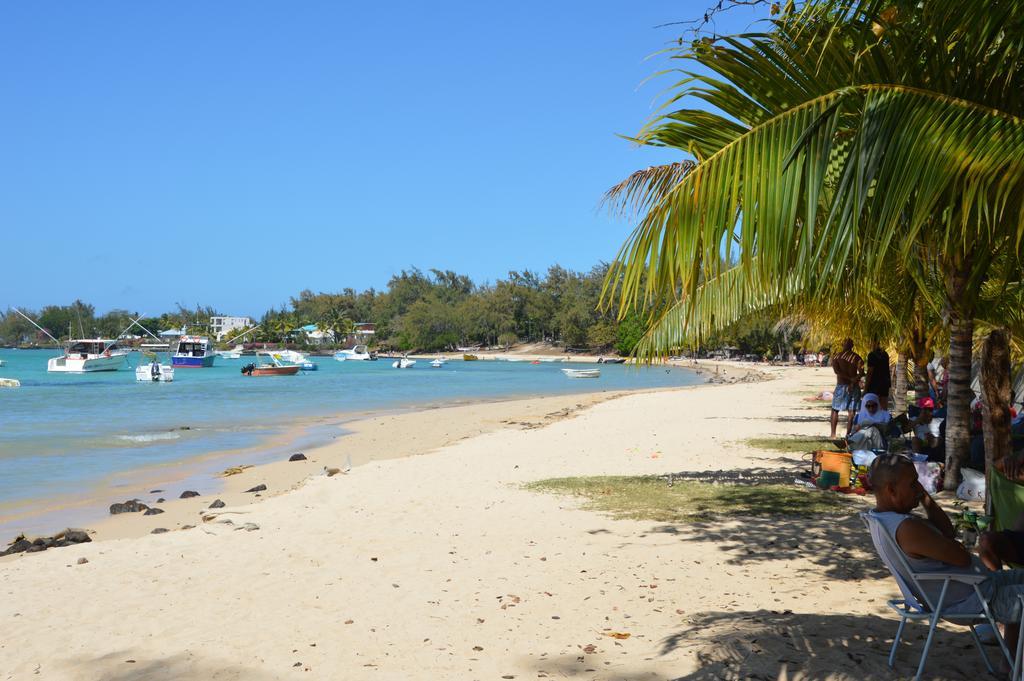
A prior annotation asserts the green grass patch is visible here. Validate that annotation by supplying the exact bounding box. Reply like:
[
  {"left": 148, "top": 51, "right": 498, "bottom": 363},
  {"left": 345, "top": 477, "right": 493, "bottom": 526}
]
[
  {"left": 745, "top": 436, "right": 835, "bottom": 453},
  {"left": 525, "top": 476, "right": 853, "bottom": 523}
]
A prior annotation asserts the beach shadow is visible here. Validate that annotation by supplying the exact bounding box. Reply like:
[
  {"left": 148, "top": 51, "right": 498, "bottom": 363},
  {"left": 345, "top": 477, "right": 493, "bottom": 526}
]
[
  {"left": 665, "top": 467, "right": 802, "bottom": 486},
  {"left": 653, "top": 512, "right": 885, "bottom": 582},
  {"left": 59, "top": 651, "right": 281, "bottom": 681},
  {"left": 774, "top": 414, "right": 830, "bottom": 423},
  {"left": 528, "top": 610, "right": 983, "bottom": 680}
]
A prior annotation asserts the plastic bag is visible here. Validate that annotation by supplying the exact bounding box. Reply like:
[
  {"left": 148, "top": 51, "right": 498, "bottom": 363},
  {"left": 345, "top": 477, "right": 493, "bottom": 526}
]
[
  {"left": 915, "top": 461, "right": 942, "bottom": 494},
  {"left": 852, "top": 450, "right": 877, "bottom": 467},
  {"left": 957, "top": 467, "right": 986, "bottom": 502}
]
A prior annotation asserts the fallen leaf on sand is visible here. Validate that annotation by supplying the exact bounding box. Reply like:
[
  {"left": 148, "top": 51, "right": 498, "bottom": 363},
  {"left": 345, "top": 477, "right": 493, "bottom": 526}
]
[
  {"left": 604, "top": 632, "right": 631, "bottom": 640},
  {"left": 219, "top": 465, "right": 253, "bottom": 477},
  {"left": 473, "top": 646, "right": 483, "bottom": 651},
  {"left": 583, "top": 644, "right": 597, "bottom": 654}
]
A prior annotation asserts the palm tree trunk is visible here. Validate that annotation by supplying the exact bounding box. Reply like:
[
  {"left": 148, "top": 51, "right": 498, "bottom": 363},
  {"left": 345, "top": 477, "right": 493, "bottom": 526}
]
[
  {"left": 893, "top": 351, "right": 908, "bottom": 415},
  {"left": 980, "top": 329, "right": 1012, "bottom": 512},
  {"left": 943, "top": 310, "right": 974, "bottom": 491}
]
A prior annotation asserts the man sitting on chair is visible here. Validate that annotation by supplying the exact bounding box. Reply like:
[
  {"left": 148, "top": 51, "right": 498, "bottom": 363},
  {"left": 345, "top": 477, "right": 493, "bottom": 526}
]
[{"left": 871, "top": 454, "right": 1024, "bottom": 650}]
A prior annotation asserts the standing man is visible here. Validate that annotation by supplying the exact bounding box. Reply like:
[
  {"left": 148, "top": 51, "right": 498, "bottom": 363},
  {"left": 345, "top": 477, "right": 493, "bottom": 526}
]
[
  {"left": 864, "top": 338, "right": 892, "bottom": 410},
  {"left": 830, "top": 338, "right": 864, "bottom": 439}
]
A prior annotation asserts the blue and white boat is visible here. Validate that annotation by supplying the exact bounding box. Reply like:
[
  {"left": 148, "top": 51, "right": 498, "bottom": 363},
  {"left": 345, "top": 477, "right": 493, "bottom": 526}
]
[{"left": 171, "top": 335, "right": 217, "bottom": 368}]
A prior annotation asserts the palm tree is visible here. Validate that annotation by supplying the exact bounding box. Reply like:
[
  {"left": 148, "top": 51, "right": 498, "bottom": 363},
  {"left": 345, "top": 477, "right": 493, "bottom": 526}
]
[{"left": 604, "top": 0, "right": 1024, "bottom": 488}]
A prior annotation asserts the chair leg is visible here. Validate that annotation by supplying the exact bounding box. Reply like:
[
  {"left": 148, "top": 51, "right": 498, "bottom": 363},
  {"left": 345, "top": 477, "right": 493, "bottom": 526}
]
[
  {"left": 890, "top": 616, "right": 907, "bottom": 668},
  {"left": 968, "top": 625, "right": 995, "bottom": 675},
  {"left": 916, "top": 581, "right": 951, "bottom": 681}
]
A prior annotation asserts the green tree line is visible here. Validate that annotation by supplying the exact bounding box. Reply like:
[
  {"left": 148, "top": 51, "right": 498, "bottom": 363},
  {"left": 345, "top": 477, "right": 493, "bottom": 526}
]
[{"left": 1, "top": 264, "right": 647, "bottom": 354}]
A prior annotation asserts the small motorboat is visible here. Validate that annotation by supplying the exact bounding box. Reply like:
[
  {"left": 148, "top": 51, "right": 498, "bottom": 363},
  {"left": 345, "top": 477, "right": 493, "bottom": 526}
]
[
  {"left": 562, "top": 368, "right": 600, "bottom": 378},
  {"left": 216, "top": 345, "right": 244, "bottom": 360},
  {"left": 597, "top": 357, "right": 626, "bottom": 364},
  {"left": 0, "top": 378, "right": 20, "bottom": 388},
  {"left": 0, "top": 359, "right": 6, "bottom": 367},
  {"left": 392, "top": 358, "right": 416, "bottom": 369},
  {"left": 273, "top": 349, "right": 317, "bottom": 371},
  {"left": 430, "top": 358, "right": 446, "bottom": 368},
  {"left": 463, "top": 354, "right": 479, "bottom": 361},
  {"left": 241, "top": 353, "right": 301, "bottom": 376},
  {"left": 335, "top": 344, "right": 374, "bottom": 361},
  {"left": 136, "top": 361, "right": 175, "bottom": 382}
]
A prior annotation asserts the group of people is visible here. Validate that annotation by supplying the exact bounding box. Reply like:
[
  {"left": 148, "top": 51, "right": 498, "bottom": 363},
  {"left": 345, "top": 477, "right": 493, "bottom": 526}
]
[{"left": 828, "top": 338, "right": 944, "bottom": 460}]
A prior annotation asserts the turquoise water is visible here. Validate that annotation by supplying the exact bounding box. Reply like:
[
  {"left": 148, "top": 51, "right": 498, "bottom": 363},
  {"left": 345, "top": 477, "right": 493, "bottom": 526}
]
[{"left": 0, "top": 349, "right": 701, "bottom": 514}]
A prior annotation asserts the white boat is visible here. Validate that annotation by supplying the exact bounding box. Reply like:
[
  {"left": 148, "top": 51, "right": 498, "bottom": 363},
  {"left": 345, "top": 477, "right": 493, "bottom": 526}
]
[
  {"left": 430, "top": 358, "right": 446, "bottom": 368},
  {"left": 48, "top": 339, "right": 129, "bottom": 373},
  {"left": 0, "top": 378, "right": 20, "bottom": 388},
  {"left": 561, "top": 368, "right": 600, "bottom": 378},
  {"left": 335, "top": 344, "right": 373, "bottom": 361},
  {"left": 0, "top": 359, "right": 5, "bottom": 367},
  {"left": 136, "top": 361, "right": 175, "bottom": 382},
  {"left": 272, "top": 349, "right": 317, "bottom": 371},
  {"left": 216, "top": 345, "right": 244, "bottom": 360},
  {"left": 392, "top": 358, "right": 416, "bottom": 369}
]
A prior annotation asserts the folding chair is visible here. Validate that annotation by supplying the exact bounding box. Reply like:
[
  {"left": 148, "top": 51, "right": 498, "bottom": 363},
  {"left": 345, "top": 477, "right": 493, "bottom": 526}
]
[{"left": 861, "top": 511, "right": 1014, "bottom": 680}]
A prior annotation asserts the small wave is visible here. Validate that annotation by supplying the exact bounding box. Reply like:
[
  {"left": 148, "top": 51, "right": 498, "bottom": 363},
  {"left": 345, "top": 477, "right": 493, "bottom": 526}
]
[{"left": 116, "top": 432, "right": 182, "bottom": 444}]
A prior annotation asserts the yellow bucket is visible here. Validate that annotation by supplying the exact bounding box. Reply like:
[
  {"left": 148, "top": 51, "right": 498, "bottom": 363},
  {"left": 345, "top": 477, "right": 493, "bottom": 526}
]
[{"left": 816, "top": 451, "right": 852, "bottom": 488}]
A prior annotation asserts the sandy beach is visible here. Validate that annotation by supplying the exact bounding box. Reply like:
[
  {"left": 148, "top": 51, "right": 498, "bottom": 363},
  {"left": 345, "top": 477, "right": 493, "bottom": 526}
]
[{"left": 0, "top": 364, "right": 981, "bottom": 680}]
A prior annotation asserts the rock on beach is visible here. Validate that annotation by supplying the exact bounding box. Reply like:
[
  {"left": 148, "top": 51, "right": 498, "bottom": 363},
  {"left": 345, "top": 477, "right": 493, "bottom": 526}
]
[{"left": 109, "top": 500, "right": 149, "bottom": 515}]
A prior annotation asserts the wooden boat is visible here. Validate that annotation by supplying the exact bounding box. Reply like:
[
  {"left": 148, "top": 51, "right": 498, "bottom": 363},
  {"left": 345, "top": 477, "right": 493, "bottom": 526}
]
[
  {"left": 561, "top": 368, "right": 600, "bottom": 378},
  {"left": 241, "top": 353, "right": 301, "bottom": 376},
  {"left": 463, "top": 354, "right": 479, "bottom": 361}
]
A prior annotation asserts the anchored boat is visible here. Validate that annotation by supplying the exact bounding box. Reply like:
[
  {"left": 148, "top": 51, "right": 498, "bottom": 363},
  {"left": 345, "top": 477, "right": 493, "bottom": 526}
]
[
  {"left": 241, "top": 353, "right": 301, "bottom": 376},
  {"left": 561, "top": 368, "right": 600, "bottom": 379},
  {"left": 48, "top": 339, "right": 129, "bottom": 373},
  {"left": 172, "top": 335, "right": 217, "bottom": 368},
  {"left": 334, "top": 344, "right": 374, "bottom": 361}
]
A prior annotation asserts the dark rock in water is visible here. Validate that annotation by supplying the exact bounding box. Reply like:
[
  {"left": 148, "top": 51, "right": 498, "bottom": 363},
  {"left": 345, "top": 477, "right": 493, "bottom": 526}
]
[
  {"left": 62, "top": 529, "right": 91, "bottom": 544},
  {"left": 244, "top": 484, "right": 267, "bottom": 493},
  {"left": 25, "top": 544, "right": 47, "bottom": 553},
  {"left": 208, "top": 499, "right": 226, "bottom": 509},
  {"left": 110, "top": 500, "right": 149, "bottom": 515},
  {"left": 156, "top": 498, "right": 165, "bottom": 504},
  {"left": 179, "top": 490, "right": 200, "bottom": 499},
  {"left": 151, "top": 528, "right": 169, "bottom": 534},
  {"left": 143, "top": 507, "right": 165, "bottom": 515},
  {"left": 2, "top": 538, "right": 33, "bottom": 556},
  {"left": 288, "top": 453, "right": 307, "bottom": 462},
  {"left": 150, "top": 489, "right": 163, "bottom": 494}
]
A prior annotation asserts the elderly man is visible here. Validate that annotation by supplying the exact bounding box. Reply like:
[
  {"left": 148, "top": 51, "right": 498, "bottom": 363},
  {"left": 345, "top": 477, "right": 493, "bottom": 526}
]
[
  {"left": 870, "top": 454, "right": 1024, "bottom": 653},
  {"left": 830, "top": 338, "right": 863, "bottom": 439}
]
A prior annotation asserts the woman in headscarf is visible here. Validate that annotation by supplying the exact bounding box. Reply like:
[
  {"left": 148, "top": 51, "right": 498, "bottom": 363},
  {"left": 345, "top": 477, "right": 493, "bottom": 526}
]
[{"left": 847, "top": 393, "right": 892, "bottom": 450}]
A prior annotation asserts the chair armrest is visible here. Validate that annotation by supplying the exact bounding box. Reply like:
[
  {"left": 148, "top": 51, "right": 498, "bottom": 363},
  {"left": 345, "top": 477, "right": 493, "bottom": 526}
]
[{"left": 915, "top": 572, "right": 989, "bottom": 585}]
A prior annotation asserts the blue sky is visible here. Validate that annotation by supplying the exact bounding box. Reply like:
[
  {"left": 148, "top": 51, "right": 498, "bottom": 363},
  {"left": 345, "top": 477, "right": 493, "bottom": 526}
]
[{"left": 0, "top": 2, "right": 766, "bottom": 317}]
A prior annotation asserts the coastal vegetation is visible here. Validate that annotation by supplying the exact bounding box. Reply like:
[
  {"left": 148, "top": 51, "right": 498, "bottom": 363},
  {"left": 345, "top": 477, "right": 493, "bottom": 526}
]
[
  {"left": 604, "top": 0, "right": 1024, "bottom": 489},
  {"left": 0, "top": 264, "right": 649, "bottom": 354}
]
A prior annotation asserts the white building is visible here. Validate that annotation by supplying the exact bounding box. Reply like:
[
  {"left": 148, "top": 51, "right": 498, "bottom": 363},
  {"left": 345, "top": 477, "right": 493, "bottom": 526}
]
[{"left": 210, "top": 316, "right": 252, "bottom": 341}]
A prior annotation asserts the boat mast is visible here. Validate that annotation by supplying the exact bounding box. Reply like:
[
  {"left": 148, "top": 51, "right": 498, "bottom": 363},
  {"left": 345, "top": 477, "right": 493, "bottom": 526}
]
[{"left": 11, "top": 308, "right": 65, "bottom": 351}]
